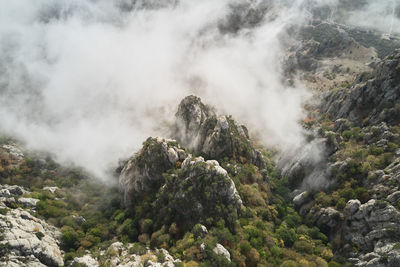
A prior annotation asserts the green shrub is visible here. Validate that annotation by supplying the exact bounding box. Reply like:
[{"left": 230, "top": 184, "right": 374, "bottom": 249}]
[
  {"left": 238, "top": 240, "right": 251, "bottom": 254},
  {"left": 157, "top": 251, "right": 166, "bottom": 263},
  {"left": 393, "top": 243, "right": 400, "bottom": 250},
  {"left": 339, "top": 188, "right": 355, "bottom": 200},
  {"left": 61, "top": 226, "right": 79, "bottom": 249},
  {"left": 277, "top": 226, "right": 297, "bottom": 247},
  {"left": 280, "top": 260, "right": 297, "bottom": 267},
  {"left": 129, "top": 243, "right": 147, "bottom": 255},
  {"left": 120, "top": 219, "right": 138, "bottom": 240},
  {"left": 113, "top": 210, "right": 126, "bottom": 223},
  {"left": 0, "top": 208, "right": 8, "bottom": 215},
  {"left": 294, "top": 240, "right": 314, "bottom": 254},
  {"left": 328, "top": 261, "right": 342, "bottom": 267},
  {"left": 35, "top": 232, "right": 45, "bottom": 240},
  {"left": 336, "top": 198, "right": 346, "bottom": 210}
]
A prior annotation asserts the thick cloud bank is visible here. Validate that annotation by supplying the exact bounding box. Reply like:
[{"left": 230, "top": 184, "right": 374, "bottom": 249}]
[{"left": 0, "top": 0, "right": 397, "bottom": 180}]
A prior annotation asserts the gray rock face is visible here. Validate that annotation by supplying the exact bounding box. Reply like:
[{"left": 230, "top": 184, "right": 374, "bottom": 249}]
[
  {"left": 387, "top": 191, "right": 400, "bottom": 204},
  {"left": 18, "top": 197, "right": 40, "bottom": 208},
  {"left": 119, "top": 137, "right": 187, "bottom": 206},
  {"left": 175, "top": 96, "right": 266, "bottom": 168},
  {"left": 175, "top": 95, "right": 215, "bottom": 150},
  {"left": 0, "top": 184, "right": 25, "bottom": 197},
  {"left": 341, "top": 199, "right": 400, "bottom": 266},
  {"left": 0, "top": 185, "right": 63, "bottom": 267},
  {"left": 333, "top": 118, "right": 351, "bottom": 133},
  {"left": 321, "top": 50, "right": 400, "bottom": 126},
  {"left": 344, "top": 199, "right": 361, "bottom": 217},
  {"left": 314, "top": 207, "right": 342, "bottom": 229},
  {"left": 156, "top": 156, "right": 242, "bottom": 227}
]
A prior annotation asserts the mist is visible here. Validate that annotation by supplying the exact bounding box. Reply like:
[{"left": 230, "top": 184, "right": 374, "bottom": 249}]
[
  {"left": 344, "top": 0, "right": 400, "bottom": 36},
  {"left": 307, "top": 0, "right": 400, "bottom": 36},
  {"left": 0, "top": 0, "right": 396, "bottom": 182}
]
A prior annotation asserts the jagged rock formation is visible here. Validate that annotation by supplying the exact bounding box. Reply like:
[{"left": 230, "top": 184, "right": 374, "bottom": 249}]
[
  {"left": 175, "top": 95, "right": 265, "bottom": 168},
  {"left": 72, "top": 242, "right": 181, "bottom": 267},
  {"left": 119, "top": 96, "right": 250, "bottom": 230},
  {"left": 293, "top": 137, "right": 400, "bottom": 266},
  {"left": 322, "top": 50, "right": 400, "bottom": 126},
  {"left": 155, "top": 156, "right": 242, "bottom": 227},
  {"left": 0, "top": 185, "right": 63, "bottom": 267},
  {"left": 342, "top": 199, "right": 400, "bottom": 266},
  {"left": 119, "top": 137, "right": 187, "bottom": 205},
  {"left": 119, "top": 140, "right": 244, "bottom": 228}
]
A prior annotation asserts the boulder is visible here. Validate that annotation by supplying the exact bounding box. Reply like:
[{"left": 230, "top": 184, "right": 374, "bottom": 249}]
[
  {"left": 344, "top": 199, "right": 361, "bottom": 217},
  {"left": 213, "top": 243, "right": 231, "bottom": 262},
  {"left": 293, "top": 191, "right": 310, "bottom": 207},
  {"left": 315, "top": 207, "right": 342, "bottom": 228},
  {"left": 18, "top": 197, "right": 39, "bottom": 208}
]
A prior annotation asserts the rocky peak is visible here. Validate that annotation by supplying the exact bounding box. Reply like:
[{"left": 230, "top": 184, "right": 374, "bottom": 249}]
[
  {"left": 175, "top": 96, "right": 266, "bottom": 168},
  {"left": 175, "top": 95, "right": 214, "bottom": 150}
]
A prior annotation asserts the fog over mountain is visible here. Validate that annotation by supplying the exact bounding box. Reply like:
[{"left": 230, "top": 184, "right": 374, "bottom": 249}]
[
  {"left": 2, "top": 1, "right": 400, "bottom": 267},
  {"left": 0, "top": 0, "right": 398, "bottom": 180}
]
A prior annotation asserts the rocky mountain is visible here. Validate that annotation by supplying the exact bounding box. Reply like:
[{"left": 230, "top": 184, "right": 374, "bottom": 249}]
[
  {"left": 285, "top": 47, "right": 400, "bottom": 266},
  {"left": 2, "top": 2, "right": 400, "bottom": 267}
]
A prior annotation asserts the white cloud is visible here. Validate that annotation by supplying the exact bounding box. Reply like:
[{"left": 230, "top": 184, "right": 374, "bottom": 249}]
[{"left": 0, "top": 0, "right": 334, "bottom": 181}]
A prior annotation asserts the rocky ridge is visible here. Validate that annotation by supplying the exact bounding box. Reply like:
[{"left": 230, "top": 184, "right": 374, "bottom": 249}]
[
  {"left": 0, "top": 184, "right": 63, "bottom": 267},
  {"left": 322, "top": 50, "right": 400, "bottom": 126},
  {"left": 288, "top": 49, "right": 400, "bottom": 266}
]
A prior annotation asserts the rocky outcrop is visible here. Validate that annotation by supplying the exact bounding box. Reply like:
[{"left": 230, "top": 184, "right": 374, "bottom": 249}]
[
  {"left": 341, "top": 199, "right": 400, "bottom": 266},
  {"left": 99, "top": 242, "right": 180, "bottom": 267},
  {"left": 279, "top": 138, "right": 330, "bottom": 190},
  {"left": 118, "top": 96, "right": 264, "bottom": 229},
  {"left": 322, "top": 50, "right": 400, "bottom": 126},
  {"left": 0, "top": 185, "right": 63, "bottom": 267},
  {"left": 175, "top": 95, "right": 265, "bottom": 168},
  {"left": 174, "top": 95, "right": 215, "bottom": 150},
  {"left": 0, "top": 143, "right": 25, "bottom": 170},
  {"left": 213, "top": 243, "right": 231, "bottom": 262},
  {"left": 119, "top": 137, "right": 187, "bottom": 205},
  {"left": 1, "top": 143, "right": 24, "bottom": 162},
  {"left": 155, "top": 156, "right": 242, "bottom": 227},
  {"left": 71, "top": 254, "right": 98, "bottom": 267}
]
